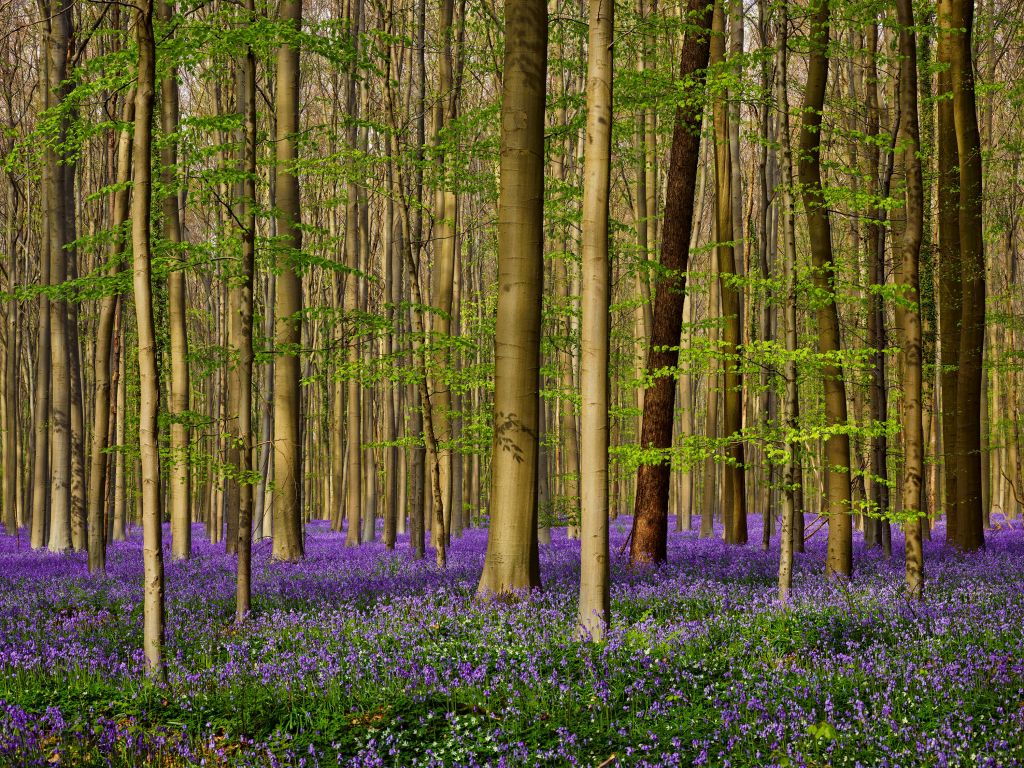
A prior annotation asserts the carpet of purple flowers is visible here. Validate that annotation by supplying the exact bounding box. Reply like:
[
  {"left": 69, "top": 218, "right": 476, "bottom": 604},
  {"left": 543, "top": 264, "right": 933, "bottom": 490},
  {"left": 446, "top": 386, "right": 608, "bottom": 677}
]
[{"left": 0, "top": 517, "right": 1022, "bottom": 767}]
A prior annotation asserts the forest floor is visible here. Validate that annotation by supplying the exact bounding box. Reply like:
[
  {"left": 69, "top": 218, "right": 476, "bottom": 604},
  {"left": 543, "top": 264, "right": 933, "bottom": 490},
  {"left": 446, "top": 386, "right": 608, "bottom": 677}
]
[{"left": 0, "top": 516, "right": 1021, "bottom": 767}]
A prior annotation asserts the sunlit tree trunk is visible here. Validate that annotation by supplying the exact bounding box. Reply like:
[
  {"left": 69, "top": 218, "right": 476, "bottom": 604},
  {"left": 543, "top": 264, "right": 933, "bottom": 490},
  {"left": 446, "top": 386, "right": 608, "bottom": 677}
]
[
  {"left": 132, "top": 0, "right": 166, "bottom": 678},
  {"left": 476, "top": 0, "right": 547, "bottom": 593},
  {"left": 577, "top": 0, "right": 613, "bottom": 641},
  {"left": 272, "top": 0, "right": 305, "bottom": 561},
  {"left": 43, "top": 0, "right": 73, "bottom": 553},
  {"left": 160, "top": 0, "right": 192, "bottom": 561}
]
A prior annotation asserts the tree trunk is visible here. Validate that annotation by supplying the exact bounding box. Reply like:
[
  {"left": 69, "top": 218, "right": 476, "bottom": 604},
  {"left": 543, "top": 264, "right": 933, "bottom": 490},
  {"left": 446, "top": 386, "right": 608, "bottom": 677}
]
[
  {"left": 87, "top": 94, "right": 134, "bottom": 573},
  {"left": 476, "top": 0, "right": 547, "bottom": 594},
  {"left": 629, "top": 0, "right": 713, "bottom": 565},
  {"left": 271, "top": 0, "right": 305, "bottom": 562},
  {"left": 132, "top": 0, "right": 166, "bottom": 679},
  {"left": 577, "top": 0, "right": 613, "bottom": 641},
  {"left": 949, "top": 0, "right": 986, "bottom": 551},
  {"left": 44, "top": 0, "right": 73, "bottom": 554},
  {"left": 797, "top": 0, "right": 852, "bottom": 578},
  {"left": 234, "top": 0, "right": 258, "bottom": 621},
  {"left": 896, "top": 0, "right": 925, "bottom": 596},
  {"left": 775, "top": 5, "right": 797, "bottom": 601},
  {"left": 711, "top": 0, "right": 746, "bottom": 545}
]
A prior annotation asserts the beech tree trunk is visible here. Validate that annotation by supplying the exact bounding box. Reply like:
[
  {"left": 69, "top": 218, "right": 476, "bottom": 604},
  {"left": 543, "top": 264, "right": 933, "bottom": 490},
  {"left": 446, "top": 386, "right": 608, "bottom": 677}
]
[
  {"left": 86, "top": 94, "right": 134, "bottom": 574},
  {"left": 797, "top": 0, "right": 852, "bottom": 578},
  {"left": 132, "top": 0, "right": 166, "bottom": 678},
  {"left": 949, "top": 0, "right": 986, "bottom": 551},
  {"left": 476, "top": 0, "right": 547, "bottom": 594},
  {"left": 272, "top": 0, "right": 305, "bottom": 562},
  {"left": 577, "top": 0, "right": 613, "bottom": 641},
  {"left": 896, "top": 0, "right": 925, "bottom": 597}
]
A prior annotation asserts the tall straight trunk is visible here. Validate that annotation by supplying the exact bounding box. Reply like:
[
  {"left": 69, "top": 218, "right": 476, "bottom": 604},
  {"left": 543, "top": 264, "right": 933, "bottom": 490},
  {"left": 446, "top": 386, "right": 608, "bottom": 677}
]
[
  {"left": 430, "top": 0, "right": 457, "bottom": 548},
  {"left": 30, "top": 182, "right": 51, "bottom": 550},
  {"left": 863, "top": 22, "right": 889, "bottom": 550},
  {"left": 936, "top": 0, "right": 961, "bottom": 543},
  {"left": 700, "top": 246, "right": 721, "bottom": 539},
  {"left": 797, "top": 0, "right": 852, "bottom": 578},
  {"left": 112, "top": 332, "right": 127, "bottom": 541},
  {"left": 161, "top": 0, "right": 191, "bottom": 560},
  {"left": 383, "top": 49, "right": 445, "bottom": 567},
  {"left": 383, "top": 143, "right": 399, "bottom": 550},
  {"left": 234, "top": 0, "right": 258, "bottom": 621},
  {"left": 476, "top": 0, "right": 547, "bottom": 594},
  {"left": 272, "top": 0, "right": 305, "bottom": 561},
  {"left": 896, "top": 0, "right": 925, "bottom": 596},
  {"left": 775, "top": 5, "right": 797, "bottom": 601},
  {"left": 343, "top": 0, "right": 363, "bottom": 547},
  {"left": 630, "top": 0, "right": 713, "bottom": 565},
  {"left": 949, "top": 0, "right": 986, "bottom": 551},
  {"left": 87, "top": 94, "right": 134, "bottom": 573},
  {"left": 552, "top": 98, "right": 580, "bottom": 538},
  {"left": 577, "top": 0, "right": 613, "bottom": 641},
  {"left": 44, "top": 0, "right": 73, "bottom": 553},
  {"left": 4, "top": 184, "right": 16, "bottom": 536},
  {"left": 710, "top": 0, "right": 746, "bottom": 545},
  {"left": 132, "top": 0, "right": 166, "bottom": 679}
]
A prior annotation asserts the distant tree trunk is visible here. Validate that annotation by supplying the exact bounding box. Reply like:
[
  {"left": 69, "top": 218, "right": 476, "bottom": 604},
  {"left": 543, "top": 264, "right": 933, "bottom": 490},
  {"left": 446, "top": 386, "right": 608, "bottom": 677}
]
[
  {"left": 896, "top": 0, "right": 924, "bottom": 597},
  {"left": 272, "top": 0, "right": 305, "bottom": 562},
  {"left": 797, "top": 0, "right": 852, "bottom": 578},
  {"left": 577, "top": 0, "right": 613, "bottom": 641},
  {"left": 775, "top": 5, "right": 797, "bottom": 601},
  {"left": 44, "top": 0, "right": 73, "bottom": 553},
  {"left": 112, "top": 333, "right": 127, "bottom": 541},
  {"left": 476, "top": 0, "right": 547, "bottom": 594},
  {"left": 87, "top": 94, "right": 134, "bottom": 574},
  {"left": 430, "top": 0, "right": 457, "bottom": 549},
  {"left": 863, "top": 22, "right": 889, "bottom": 551},
  {"left": 949, "top": 0, "right": 986, "bottom": 551},
  {"left": 630, "top": 0, "right": 713, "bottom": 565},
  {"left": 343, "top": 0, "right": 363, "bottom": 548},
  {"left": 710, "top": 0, "right": 746, "bottom": 545},
  {"left": 30, "top": 95, "right": 51, "bottom": 551},
  {"left": 132, "top": 0, "right": 166, "bottom": 679},
  {"left": 160, "top": 0, "right": 192, "bottom": 561}
]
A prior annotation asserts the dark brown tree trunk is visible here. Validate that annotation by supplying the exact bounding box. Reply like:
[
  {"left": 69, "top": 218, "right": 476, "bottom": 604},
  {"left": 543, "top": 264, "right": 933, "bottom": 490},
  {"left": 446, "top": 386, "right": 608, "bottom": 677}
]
[{"left": 629, "top": 0, "right": 713, "bottom": 565}]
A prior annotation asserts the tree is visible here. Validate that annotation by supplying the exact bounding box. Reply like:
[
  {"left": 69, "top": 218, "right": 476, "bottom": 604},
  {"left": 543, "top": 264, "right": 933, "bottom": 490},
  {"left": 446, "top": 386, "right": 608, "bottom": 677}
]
[
  {"left": 272, "top": 0, "right": 305, "bottom": 562},
  {"left": 895, "top": 0, "right": 924, "bottom": 597},
  {"left": 476, "top": 0, "right": 547, "bottom": 595},
  {"left": 577, "top": 0, "right": 613, "bottom": 641},
  {"left": 234, "top": 0, "right": 259, "bottom": 621},
  {"left": 132, "top": 0, "right": 166, "bottom": 679},
  {"left": 629, "top": 0, "right": 713, "bottom": 565},
  {"left": 86, "top": 93, "right": 134, "bottom": 575},
  {"left": 775, "top": 2, "right": 798, "bottom": 602},
  {"left": 949, "top": 0, "right": 986, "bottom": 551},
  {"left": 162, "top": 0, "right": 192, "bottom": 561},
  {"left": 797, "top": 0, "right": 852, "bottom": 578},
  {"left": 710, "top": 0, "right": 746, "bottom": 546}
]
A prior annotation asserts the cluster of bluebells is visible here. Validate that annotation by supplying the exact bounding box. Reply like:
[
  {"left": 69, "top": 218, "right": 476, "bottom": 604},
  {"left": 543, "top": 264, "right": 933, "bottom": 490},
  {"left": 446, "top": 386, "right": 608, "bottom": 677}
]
[{"left": 0, "top": 516, "right": 1021, "bottom": 766}]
